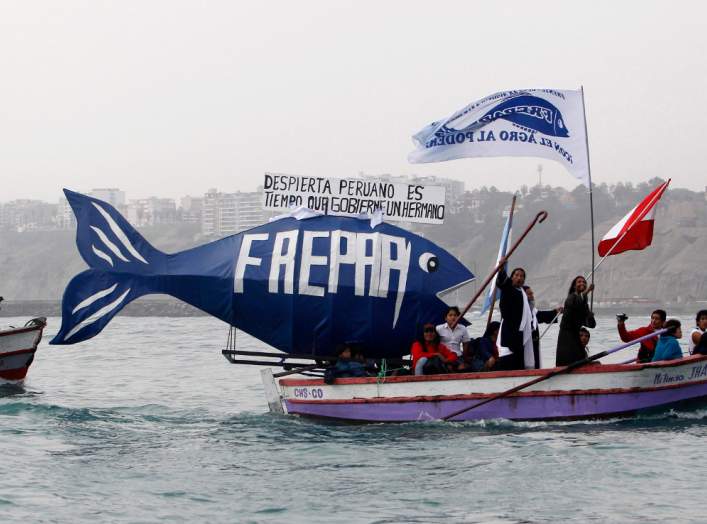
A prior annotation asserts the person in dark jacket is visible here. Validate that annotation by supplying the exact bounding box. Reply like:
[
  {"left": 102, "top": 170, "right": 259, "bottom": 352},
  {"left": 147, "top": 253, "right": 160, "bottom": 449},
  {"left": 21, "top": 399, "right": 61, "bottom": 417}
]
[
  {"left": 555, "top": 276, "right": 596, "bottom": 366},
  {"left": 496, "top": 267, "right": 533, "bottom": 370},
  {"left": 332, "top": 344, "right": 367, "bottom": 378},
  {"left": 464, "top": 321, "right": 500, "bottom": 372}
]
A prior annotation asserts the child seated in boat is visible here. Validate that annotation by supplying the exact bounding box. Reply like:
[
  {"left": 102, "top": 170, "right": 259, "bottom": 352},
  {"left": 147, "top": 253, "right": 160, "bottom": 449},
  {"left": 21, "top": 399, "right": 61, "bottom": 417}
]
[
  {"left": 330, "top": 343, "right": 368, "bottom": 378},
  {"left": 578, "top": 327, "right": 601, "bottom": 365},
  {"left": 351, "top": 344, "right": 378, "bottom": 376},
  {"left": 411, "top": 323, "right": 459, "bottom": 375},
  {"left": 463, "top": 321, "right": 500, "bottom": 372},
  {"left": 651, "top": 319, "right": 683, "bottom": 362},
  {"left": 579, "top": 327, "right": 590, "bottom": 357}
]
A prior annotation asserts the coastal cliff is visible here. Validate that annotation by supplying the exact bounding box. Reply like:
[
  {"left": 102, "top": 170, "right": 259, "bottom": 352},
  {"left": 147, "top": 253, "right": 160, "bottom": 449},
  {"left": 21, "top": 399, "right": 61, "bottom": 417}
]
[{"left": 2, "top": 181, "right": 705, "bottom": 314}]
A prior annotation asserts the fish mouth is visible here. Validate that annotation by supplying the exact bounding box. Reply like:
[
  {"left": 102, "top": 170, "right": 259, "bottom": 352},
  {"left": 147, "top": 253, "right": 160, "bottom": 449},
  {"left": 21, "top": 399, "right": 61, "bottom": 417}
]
[{"left": 436, "top": 277, "right": 476, "bottom": 308}]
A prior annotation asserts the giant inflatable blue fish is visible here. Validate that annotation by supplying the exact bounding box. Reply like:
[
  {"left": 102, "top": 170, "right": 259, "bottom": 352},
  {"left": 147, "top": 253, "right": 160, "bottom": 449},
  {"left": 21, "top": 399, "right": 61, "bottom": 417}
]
[{"left": 51, "top": 190, "right": 475, "bottom": 359}]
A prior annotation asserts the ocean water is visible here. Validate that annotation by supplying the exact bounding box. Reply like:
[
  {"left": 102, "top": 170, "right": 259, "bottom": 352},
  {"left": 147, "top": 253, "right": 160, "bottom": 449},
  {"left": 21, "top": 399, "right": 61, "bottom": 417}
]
[{"left": 1, "top": 314, "right": 705, "bottom": 523}]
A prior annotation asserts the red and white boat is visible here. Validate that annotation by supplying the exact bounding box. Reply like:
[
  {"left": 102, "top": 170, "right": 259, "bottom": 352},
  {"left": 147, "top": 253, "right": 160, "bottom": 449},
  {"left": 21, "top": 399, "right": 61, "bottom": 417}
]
[
  {"left": 261, "top": 354, "right": 707, "bottom": 422},
  {"left": 0, "top": 318, "right": 46, "bottom": 381}
]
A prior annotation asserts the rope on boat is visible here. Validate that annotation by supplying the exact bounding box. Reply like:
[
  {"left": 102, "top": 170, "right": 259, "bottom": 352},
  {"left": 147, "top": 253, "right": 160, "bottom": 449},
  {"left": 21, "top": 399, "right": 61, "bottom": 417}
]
[{"left": 376, "top": 359, "right": 388, "bottom": 384}]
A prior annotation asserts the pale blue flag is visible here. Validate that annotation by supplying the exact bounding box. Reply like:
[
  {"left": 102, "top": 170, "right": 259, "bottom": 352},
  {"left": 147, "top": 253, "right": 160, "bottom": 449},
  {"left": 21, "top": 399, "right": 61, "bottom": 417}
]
[{"left": 478, "top": 210, "right": 513, "bottom": 317}]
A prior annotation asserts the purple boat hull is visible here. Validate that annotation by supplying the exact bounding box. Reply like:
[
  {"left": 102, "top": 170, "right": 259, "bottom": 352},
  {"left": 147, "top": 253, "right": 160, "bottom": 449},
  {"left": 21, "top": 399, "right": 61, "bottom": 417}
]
[
  {"left": 276, "top": 356, "right": 707, "bottom": 422},
  {"left": 284, "top": 382, "right": 707, "bottom": 422}
]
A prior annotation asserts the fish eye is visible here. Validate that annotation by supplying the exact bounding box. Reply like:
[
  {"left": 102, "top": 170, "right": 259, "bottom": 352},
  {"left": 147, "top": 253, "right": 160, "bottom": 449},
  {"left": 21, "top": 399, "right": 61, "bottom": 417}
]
[
  {"left": 557, "top": 118, "right": 564, "bottom": 129},
  {"left": 418, "top": 252, "right": 438, "bottom": 273}
]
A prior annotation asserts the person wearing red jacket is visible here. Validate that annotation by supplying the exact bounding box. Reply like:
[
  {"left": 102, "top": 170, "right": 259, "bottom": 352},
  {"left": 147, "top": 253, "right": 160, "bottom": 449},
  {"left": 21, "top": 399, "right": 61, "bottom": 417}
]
[
  {"left": 617, "top": 309, "right": 666, "bottom": 362},
  {"left": 411, "top": 323, "right": 458, "bottom": 375}
]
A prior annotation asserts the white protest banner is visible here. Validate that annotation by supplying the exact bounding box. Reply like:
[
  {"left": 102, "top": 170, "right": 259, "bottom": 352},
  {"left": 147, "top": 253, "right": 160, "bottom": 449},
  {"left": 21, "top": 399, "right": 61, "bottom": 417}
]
[
  {"left": 408, "top": 89, "right": 590, "bottom": 187},
  {"left": 263, "top": 173, "right": 447, "bottom": 224}
]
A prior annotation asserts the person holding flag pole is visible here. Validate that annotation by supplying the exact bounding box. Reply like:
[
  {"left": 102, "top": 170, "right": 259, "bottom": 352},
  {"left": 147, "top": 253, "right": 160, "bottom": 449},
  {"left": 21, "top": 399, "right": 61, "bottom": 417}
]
[
  {"left": 479, "top": 194, "right": 517, "bottom": 326},
  {"left": 537, "top": 178, "right": 672, "bottom": 348}
]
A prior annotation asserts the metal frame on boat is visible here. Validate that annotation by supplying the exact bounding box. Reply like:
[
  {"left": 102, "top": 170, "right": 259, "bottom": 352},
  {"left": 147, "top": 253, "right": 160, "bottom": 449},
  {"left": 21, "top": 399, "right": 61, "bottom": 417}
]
[
  {"left": 0, "top": 318, "right": 46, "bottom": 381},
  {"left": 260, "top": 355, "right": 707, "bottom": 422}
]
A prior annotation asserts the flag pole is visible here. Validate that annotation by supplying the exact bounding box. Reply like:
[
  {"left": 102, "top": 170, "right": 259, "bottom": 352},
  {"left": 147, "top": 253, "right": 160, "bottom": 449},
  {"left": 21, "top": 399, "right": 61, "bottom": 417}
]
[
  {"left": 585, "top": 179, "right": 670, "bottom": 280},
  {"left": 485, "top": 193, "right": 517, "bottom": 328},
  {"left": 451, "top": 211, "right": 548, "bottom": 329},
  {"left": 580, "top": 86, "right": 596, "bottom": 310},
  {"left": 537, "top": 179, "right": 671, "bottom": 341}
]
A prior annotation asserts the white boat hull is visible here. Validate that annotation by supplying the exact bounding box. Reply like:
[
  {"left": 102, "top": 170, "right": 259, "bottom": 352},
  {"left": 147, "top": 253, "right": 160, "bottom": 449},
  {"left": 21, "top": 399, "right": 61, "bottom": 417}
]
[
  {"left": 274, "top": 355, "right": 707, "bottom": 422},
  {"left": 0, "top": 319, "right": 46, "bottom": 381}
]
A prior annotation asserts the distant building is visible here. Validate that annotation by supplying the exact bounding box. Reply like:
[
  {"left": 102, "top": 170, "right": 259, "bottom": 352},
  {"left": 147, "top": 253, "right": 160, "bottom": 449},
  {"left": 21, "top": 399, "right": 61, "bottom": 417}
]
[
  {"left": 458, "top": 190, "right": 485, "bottom": 223},
  {"left": 0, "top": 199, "right": 57, "bottom": 232},
  {"left": 89, "top": 188, "right": 126, "bottom": 210},
  {"left": 54, "top": 189, "right": 126, "bottom": 230},
  {"left": 56, "top": 197, "right": 76, "bottom": 230},
  {"left": 202, "top": 188, "right": 270, "bottom": 237},
  {"left": 179, "top": 196, "right": 203, "bottom": 224},
  {"left": 127, "top": 197, "right": 177, "bottom": 226}
]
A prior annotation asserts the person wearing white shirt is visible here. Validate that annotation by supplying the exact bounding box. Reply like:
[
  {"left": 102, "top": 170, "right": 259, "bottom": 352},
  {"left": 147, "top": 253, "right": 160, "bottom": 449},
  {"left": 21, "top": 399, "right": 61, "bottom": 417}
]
[
  {"left": 436, "top": 306, "right": 471, "bottom": 366},
  {"left": 523, "top": 285, "right": 563, "bottom": 369},
  {"left": 689, "top": 309, "right": 707, "bottom": 355}
]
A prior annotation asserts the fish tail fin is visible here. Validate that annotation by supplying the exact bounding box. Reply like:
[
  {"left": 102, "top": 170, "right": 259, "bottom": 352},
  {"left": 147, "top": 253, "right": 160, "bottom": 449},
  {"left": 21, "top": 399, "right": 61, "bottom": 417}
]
[
  {"left": 50, "top": 269, "right": 149, "bottom": 344},
  {"left": 51, "top": 190, "right": 169, "bottom": 345},
  {"left": 63, "top": 188, "right": 166, "bottom": 274}
]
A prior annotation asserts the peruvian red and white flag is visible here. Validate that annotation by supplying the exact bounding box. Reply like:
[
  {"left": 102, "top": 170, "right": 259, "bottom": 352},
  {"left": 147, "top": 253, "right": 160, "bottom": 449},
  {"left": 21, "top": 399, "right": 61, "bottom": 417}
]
[{"left": 598, "top": 179, "right": 671, "bottom": 257}]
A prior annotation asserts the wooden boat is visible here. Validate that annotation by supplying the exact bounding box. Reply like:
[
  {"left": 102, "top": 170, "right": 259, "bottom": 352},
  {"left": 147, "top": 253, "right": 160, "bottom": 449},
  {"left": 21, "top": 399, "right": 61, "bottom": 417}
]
[
  {"left": 0, "top": 318, "right": 46, "bottom": 381},
  {"left": 261, "top": 354, "right": 707, "bottom": 422}
]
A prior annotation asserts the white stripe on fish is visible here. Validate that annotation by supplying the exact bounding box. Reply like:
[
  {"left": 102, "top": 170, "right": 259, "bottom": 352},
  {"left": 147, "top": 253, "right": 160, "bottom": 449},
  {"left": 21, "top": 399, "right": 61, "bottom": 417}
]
[
  {"left": 65, "top": 288, "right": 130, "bottom": 341},
  {"left": 92, "top": 202, "right": 149, "bottom": 264}
]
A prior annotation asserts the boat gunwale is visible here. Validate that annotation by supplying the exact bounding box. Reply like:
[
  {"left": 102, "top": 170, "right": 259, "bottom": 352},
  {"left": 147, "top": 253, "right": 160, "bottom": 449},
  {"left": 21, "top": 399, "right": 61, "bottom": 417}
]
[
  {"left": 0, "top": 324, "right": 44, "bottom": 338},
  {"left": 280, "top": 354, "right": 707, "bottom": 387}
]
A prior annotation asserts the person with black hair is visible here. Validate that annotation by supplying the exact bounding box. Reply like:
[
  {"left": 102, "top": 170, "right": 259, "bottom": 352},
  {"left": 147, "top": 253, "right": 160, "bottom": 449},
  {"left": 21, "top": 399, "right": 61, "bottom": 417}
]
[
  {"left": 652, "top": 319, "right": 683, "bottom": 362},
  {"left": 411, "top": 323, "right": 458, "bottom": 375},
  {"left": 496, "top": 267, "right": 534, "bottom": 370},
  {"left": 351, "top": 344, "right": 378, "bottom": 376},
  {"left": 464, "top": 321, "right": 500, "bottom": 372},
  {"left": 618, "top": 309, "right": 666, "bottom": 362},
  {"left": 436, "top": 306, "right": 471, "bottom": 361},
  {"left": 331, "top": 343, "right": 367, "bottom": 378},
  {"left": 689, "top": 310, "right": 707, "bottom": 355},
  {"left": 555, "top": 276, "right": 596, "bottom": 366}
]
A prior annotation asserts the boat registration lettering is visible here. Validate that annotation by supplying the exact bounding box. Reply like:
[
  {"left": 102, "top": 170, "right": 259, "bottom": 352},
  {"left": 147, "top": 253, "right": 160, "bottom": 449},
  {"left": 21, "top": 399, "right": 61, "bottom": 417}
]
[{"left": 293, "top": 387, "right": 324, "bottom": 399}]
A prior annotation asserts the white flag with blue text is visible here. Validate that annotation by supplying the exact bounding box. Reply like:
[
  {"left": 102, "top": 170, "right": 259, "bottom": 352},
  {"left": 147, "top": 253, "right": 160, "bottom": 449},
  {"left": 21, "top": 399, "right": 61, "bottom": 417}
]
[{"left": 409, "top": 89, "right": 590, "bottom": 187}]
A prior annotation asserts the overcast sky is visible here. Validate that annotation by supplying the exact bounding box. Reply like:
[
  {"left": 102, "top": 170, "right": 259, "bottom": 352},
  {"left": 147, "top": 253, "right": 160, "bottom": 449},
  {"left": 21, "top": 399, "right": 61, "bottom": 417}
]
[{"left": 2, "top": 1, "right": 705, "bottom": 202}]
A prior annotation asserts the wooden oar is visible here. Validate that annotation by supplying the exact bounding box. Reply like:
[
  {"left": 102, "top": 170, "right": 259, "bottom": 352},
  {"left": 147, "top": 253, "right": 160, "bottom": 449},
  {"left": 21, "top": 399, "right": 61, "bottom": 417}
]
[
  {"left": 442, "top": 328, "right": 667, "bottom": 421},
  {"left": 451, "top": 210, "right": 548, "bottom": 329}
]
